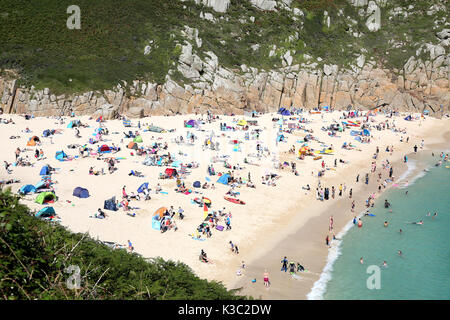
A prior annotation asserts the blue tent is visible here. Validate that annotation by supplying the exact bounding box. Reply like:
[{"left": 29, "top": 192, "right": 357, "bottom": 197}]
[
  {"left": 73, "top": 187, "right": 90, "bottom": 198},
  {"left": 363, "top": 129, "right": 370, "bottom": 136},
  {"left": 67, "top": 120, "right": 80, "bottom": 128},
  {"left": 39, "top": 165, "right": 50, "bottom": 176},
  {"left": 276, "top": 134, "right": 285, "bottom": 142},
  {"left": 404, "top": 115, "right": 412, "bottom": 121},
  {"left": 43, "top": 129, "right": 51, "bottom": 137},
  {"left": 137, "top": 182, "right": 149, "bottom": 193},
  {"left": 104, "top": 196, "right": 118, "bottom": 211},
  {"left": 193, "top": 181, "right": 201, "bottom": 188},
  {"left": 19, "top": 184, "right": 37, "bottom": 195},
  {"left": 35, "top": 206, "right": 55, "bottom": 218},
  {"left": 350, "top": 130, "right": 361, "bottom": 136},
  {"left": 278, "top": 107, "right": 291, "bottom": 116},
  {"left": 55, "top": 151, "right": 67, "bottom": 161},
  {"left": 217, "top": 174, "right": 230, "bottom": 185}
]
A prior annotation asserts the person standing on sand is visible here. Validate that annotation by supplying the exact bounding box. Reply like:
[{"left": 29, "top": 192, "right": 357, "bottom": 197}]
[
  {"left": 349, "top": 188, "right": 353, "bottom": 199},
  {"left": 325, "top": 234, "right": 330, "bottom": 247},
  {"left": 356, "top": 174, "right": 360, "bottom": 183}
]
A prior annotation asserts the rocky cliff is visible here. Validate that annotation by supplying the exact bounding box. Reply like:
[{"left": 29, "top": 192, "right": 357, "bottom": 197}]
[{"left": 1, "top": 0, "right": 448, "bottom": 118}]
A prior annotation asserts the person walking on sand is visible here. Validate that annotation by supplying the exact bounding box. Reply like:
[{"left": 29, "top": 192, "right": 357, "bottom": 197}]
[
  {"left": 263, "top": 270, "right": 270, "bottom": 288},
  {"left": 325, "top": 234, "right": 330, "bottom": 247},
  {"left": 329, "top": 215, "right": 334, "bottom": 231},
  {"left": 281, "top": 256, "right": 288, "bottom": 272}
]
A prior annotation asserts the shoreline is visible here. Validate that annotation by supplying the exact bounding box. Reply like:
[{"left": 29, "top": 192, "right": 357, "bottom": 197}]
[{"left": 226, "top": 124, "right": 450, "bottom": 300}]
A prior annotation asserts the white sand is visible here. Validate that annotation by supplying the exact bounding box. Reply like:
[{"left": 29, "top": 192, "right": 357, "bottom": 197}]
[{"left": 1, "top": 110, "right": 448, "bottom": 297}]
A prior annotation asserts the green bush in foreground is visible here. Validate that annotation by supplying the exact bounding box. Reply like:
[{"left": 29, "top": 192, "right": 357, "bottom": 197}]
[{"left": 0, "top": 189, "right": 247, "bottom": 300}]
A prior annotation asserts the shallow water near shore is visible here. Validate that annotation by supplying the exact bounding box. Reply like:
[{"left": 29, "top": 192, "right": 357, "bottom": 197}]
[{"left": 317, "top": 152, "right": 450, "bottom": 300}]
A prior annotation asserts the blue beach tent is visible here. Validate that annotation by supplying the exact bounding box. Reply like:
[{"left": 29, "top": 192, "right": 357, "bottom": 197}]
[
  {"left": 39, "top": 165, "right": 50, "bottom": 176},
  {"left": 19, "top": 184, "right": 37, "bottom": 195},
  {"left": 73, "top": 187, "right": 90, "bottom": 198},
  {"left": 217, "top": 174, "right": 231, "bottom": 185},
  {"left": 35, "top": 206, "right": 55, "bottom": 218}
]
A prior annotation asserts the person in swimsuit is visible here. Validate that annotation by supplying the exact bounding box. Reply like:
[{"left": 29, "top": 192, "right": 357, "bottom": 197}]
[{"left": 263, "top": 270, "right": 270, "bottom": 287}]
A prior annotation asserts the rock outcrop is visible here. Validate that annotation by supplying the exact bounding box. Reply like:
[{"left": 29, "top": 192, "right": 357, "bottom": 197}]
[{"left": 1, "top": 52, "right": 448, "bottom": 118}]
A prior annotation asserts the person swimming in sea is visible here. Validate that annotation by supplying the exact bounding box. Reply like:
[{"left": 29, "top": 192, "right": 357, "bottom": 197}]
[
  {"left": 381, "top": 261, "right": 388, "bottom": 268},
  {"left": 398, "top": 250, "right": 402, "bottom": 256},
  {"left": 411, "top": 220, "right": 423, "bottom": 225},
  {"left": 360, "top": 257, "right": 364, "bottom": 264}
]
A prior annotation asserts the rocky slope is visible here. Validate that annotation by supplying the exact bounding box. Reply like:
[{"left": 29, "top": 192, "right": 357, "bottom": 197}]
[{"left": 1, "top": 0, "right": 448, "bottom": 117}]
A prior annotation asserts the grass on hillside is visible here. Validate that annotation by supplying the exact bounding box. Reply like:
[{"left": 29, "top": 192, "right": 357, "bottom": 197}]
[{"left": 0, "top": 0, "right": 445, "bottom": 95}]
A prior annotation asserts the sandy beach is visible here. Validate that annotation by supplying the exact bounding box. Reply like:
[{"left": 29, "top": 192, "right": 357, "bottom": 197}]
[{"left": 1, "top": 109, "right": 449, "bottom": 299}]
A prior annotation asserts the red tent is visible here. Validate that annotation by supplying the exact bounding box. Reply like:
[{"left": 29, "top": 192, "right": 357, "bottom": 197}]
[
  {"left": 99, "top": 144, "right": 110, "bottom": 152},
  {"left": 165, "top": 168, "right": 178, "bottom": 178}
]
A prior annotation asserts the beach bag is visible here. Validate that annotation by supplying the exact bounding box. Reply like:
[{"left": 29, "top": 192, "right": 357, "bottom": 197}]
[{"left": 215, "top": 225, "right": 224, "bottom": 231}]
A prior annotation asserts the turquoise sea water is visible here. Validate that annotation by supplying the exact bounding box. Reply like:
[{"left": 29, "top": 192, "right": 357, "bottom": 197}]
[{"left": 316, "top": 155, "right": 450, "bottom": 300}]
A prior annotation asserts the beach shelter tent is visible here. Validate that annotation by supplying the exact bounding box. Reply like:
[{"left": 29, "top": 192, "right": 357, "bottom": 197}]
[
  {"left": 123, "top": 119, "right": 132, "bottom": 127},
  {"left": 35, "top": 207, "right": 55, "bottom": 218},
  {"left": 276, "top": 134, "right": 285, "bottom": 142},
  {"left": 137, "top": 182, "right": 149, "bottom": 193},
  {"left": 104, "top": 196, "right": 118, "bottom": 211},
  {"left": 363, "top": 129, "right": 370, "bottom": 136},
  {"left": 73, "top": 187, "right": 90, "bottom": 198},
  {"left": 165, "top": 168, "right": 178, "bottom": 177},
  {"left": 39, "top": 165, "right": 50, "bottom": 176},
  {"left": 19, "top": 184, "right": 37, "bottom": 195},
  {"left": 67, "top": 120, "right": 80, "bottom": 128},
  {"left": 153, "top": 207, "right": 167, "bottom": 219},
  {"left": 165, "top": 168, "right": 178, "bottom": 178},
  {"left": 322, "top": 106, "right": 330, "bottom": 111},
  {"left": 237, "top": 119, "right": 248, "bottom": 126},
  {"left": 35, "top": 192, "right": 56, "bottom": 204},
  {"left": 98, "top": 144, "right": 111, "bottom": 153},
  {"left": 404, "top": 115, "right": 412, "bottom": 121},
  {"left": 55, "top": 151, "right": 68, "bottom": 161},
  {"left": 43, "top": 129, "right": 51, "bottom": 137},
  {"left": 27, "top": 136, "right": 40, "bottom": 146},
  {"left": 185, "top": 120, "right": 197, "bottom": 128},
  {"left": 133, "top": 135, "right": 143, "bottom": 143},
  {"left": 193, "top": 181, "right": 201, "bottom": 188},
  {"left": 278, "top": 107, "right": 291, "bottom": 116},
  {"left": 127, "top": 141, "right": 138, "bottom": 150},
  {"left": 217, "top": 174, "right": 230, "bottom": 185}
]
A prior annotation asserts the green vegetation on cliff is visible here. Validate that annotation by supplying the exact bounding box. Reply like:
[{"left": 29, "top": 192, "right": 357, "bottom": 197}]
[
  {"left": 0, "top": 189, "right": 246, "bottom": 299},
  {"left": 0, "top": 0, "right": 447, "bottom": 94}
]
